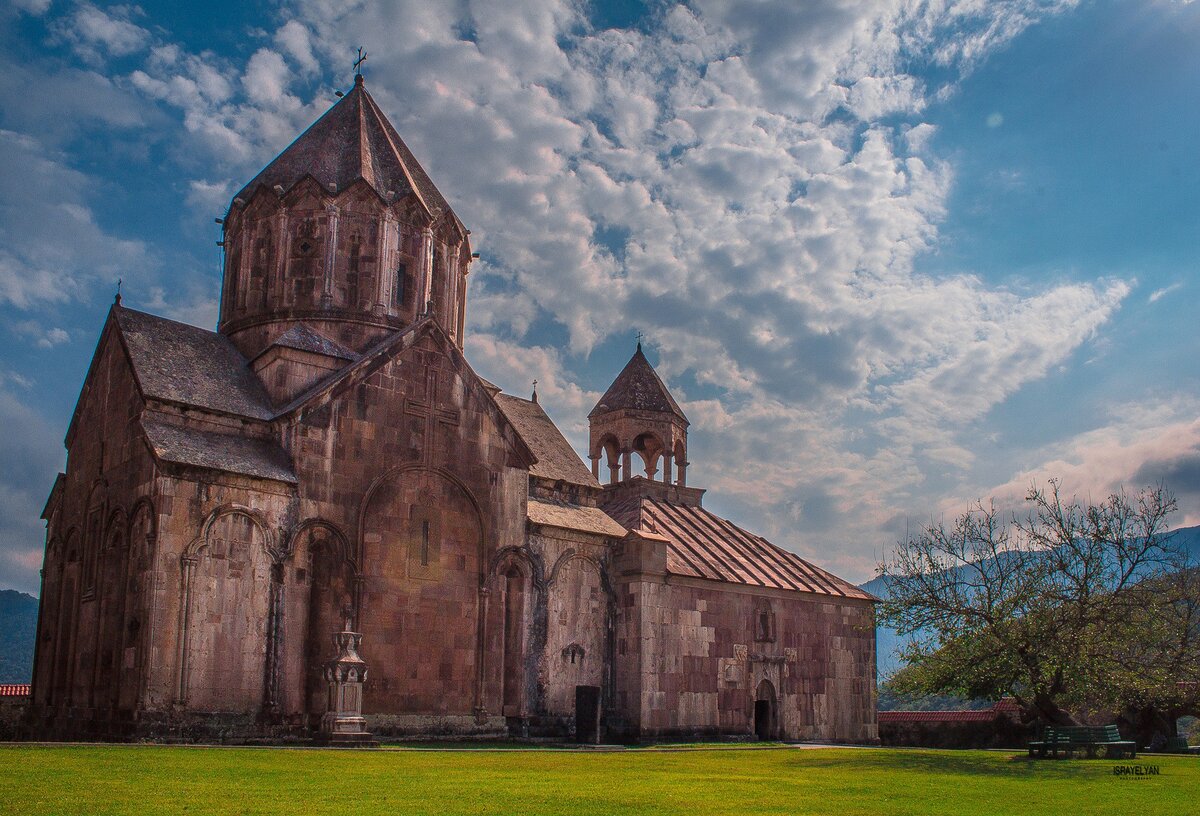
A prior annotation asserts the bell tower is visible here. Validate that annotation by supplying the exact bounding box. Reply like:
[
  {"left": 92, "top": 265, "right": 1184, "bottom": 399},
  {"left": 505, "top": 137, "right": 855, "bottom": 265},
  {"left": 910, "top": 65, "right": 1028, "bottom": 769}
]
[
  {"left": 217, "top": 74, "right": 472, "bottom": 359},
  {"left": 588, "top": 343, "right": 689, "bottom": 487}
]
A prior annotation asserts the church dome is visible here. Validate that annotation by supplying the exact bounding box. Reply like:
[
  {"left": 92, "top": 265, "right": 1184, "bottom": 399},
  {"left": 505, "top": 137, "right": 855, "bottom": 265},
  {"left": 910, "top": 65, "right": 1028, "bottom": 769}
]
[{"left": 217, "top": 74, "right": 472, "bottom": 359}]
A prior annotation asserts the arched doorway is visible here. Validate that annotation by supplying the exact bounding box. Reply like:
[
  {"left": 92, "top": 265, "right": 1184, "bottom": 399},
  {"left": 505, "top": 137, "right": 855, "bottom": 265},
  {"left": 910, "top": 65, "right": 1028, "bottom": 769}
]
[{"left": 754, "top": 679, "right": 778, "bottom": 741}]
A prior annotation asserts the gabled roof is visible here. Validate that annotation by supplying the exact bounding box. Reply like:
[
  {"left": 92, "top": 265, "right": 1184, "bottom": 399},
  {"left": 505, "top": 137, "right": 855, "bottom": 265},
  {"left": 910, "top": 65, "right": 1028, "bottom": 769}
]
[
  {"left": 494, "top": 394, "right": 599, "bottom": 488},
  {"left": 142, "top": 418, "right": 296, "bottom": 484},
  {"left": 603, "top": 495, "right": 874, "bottom": 600},
  {"left": 258, "top": 325, "right": 356, "bottom": 362},
  {"left": 278, "top": 317, "right": 536, "bottom": 469},
  {"left": 113, "top": 306, "right": 274, "bottom": 420},
  {"left": 233, "top": 75, "right": 453, "bottom": 221},
  {"left": 589, "top": 345, "right": 687, "bottom": 422}
]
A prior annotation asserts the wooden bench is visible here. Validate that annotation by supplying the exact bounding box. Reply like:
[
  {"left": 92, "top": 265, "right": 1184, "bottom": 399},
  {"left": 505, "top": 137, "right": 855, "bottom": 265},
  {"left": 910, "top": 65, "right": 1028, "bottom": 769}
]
[{"left": 1028, "top": 725, "right": 1136, "bottom": 759}]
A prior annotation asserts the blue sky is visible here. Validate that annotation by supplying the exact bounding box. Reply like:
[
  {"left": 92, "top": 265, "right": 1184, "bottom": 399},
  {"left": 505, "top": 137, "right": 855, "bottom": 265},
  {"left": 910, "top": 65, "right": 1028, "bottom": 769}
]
[{"left": 1, "top": 0, "right": 1198, "bottom": 595}]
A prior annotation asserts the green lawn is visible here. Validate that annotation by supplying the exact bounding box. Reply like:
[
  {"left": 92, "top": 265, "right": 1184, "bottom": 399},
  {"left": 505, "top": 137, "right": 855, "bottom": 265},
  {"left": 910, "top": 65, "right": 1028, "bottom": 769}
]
[{"left": 0, "top": 744, "right": 1193, "bottom": 815}]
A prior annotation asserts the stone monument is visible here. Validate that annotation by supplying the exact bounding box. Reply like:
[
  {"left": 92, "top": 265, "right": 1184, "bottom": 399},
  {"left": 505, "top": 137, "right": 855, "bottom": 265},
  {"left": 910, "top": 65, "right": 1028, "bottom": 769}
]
[{"left": 318, "top": 625, "right": 375, "bottom": 746}]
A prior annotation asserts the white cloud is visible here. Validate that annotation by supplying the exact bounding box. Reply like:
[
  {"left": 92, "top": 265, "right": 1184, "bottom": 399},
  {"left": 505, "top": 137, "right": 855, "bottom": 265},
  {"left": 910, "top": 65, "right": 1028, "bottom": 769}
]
[
  {"left": 10, "top": 320, "right": 70, "bottom": 348},
  {"left": 11, "top": 0, "right": 52, "bottom": 16},
  {"left": 3, "top": 0, "right": 1146, "bottom": 589},
  {"left": 52, "top": 2, "right": 151, "bottom": 64},
  {"left": 0, "top": 387, "right": 63, "bottom": 595},
  {"left": 275, "top": 20, "right": 320, "bottom": 74},
  {"left": 941, "top": 397, "right": 1200, "bottom": 529},
  {"left": 1148, "top": 282, "right": 1182, "bottom": 303},
  {"left": 0, "top": 129, "right": 152, "bottom": 309}
]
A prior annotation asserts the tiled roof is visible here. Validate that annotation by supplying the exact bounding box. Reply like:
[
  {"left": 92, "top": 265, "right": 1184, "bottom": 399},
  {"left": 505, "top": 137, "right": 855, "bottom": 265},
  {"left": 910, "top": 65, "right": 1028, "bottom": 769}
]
[
  {"left": 234, "top": 76, "right": 453, "bottom": 221},
  {"left": 604, "top": 496, "right": 874, "bottom": 599},
  {"left": 142, "top": 418, "right": 297, "bottom": 484},
  {"left": 265, "top": 325, "right": 356, "bottom": 361},
  {"left": 115, "top": 307, "right": 274, "bottom": 420},
  {"left": 0, "top": 684, "right": 29, "bottom": 697},
  {"left": 527, "top": 498, "right": 626, "bottom": 537},
  {"left": 589, "top": 346, "right": 687, "bottom": 422},
  {"left": 495, "top": 394, "right": 599, "bottom": 488},
  {"left": 878, "top": 710, "right": 996, "bottom": 723}
]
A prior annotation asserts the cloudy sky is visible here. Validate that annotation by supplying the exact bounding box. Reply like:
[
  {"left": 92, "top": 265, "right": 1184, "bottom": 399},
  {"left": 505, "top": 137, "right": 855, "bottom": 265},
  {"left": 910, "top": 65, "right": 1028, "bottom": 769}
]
[{"left": 1, "top": 0, "right": 1198, "bottom": 595}]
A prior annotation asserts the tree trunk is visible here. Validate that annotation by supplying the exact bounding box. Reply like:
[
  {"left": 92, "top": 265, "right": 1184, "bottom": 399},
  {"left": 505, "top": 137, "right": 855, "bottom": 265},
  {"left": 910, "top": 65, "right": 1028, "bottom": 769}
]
[{"left": 1029, "top": 692, "right": 1077, "bottom": 726}]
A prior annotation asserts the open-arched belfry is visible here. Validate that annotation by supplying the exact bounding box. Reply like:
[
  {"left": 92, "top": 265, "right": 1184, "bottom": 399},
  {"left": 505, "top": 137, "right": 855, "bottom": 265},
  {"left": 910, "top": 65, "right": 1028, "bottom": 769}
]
[{"left": 28, "top": 75, "right": 878, "bottom": 744}]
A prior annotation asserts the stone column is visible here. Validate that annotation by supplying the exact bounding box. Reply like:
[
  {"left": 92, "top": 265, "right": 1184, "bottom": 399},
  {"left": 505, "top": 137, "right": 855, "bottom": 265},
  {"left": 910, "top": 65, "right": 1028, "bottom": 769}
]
[
  {"left": 419, "top": 225, "right": 435, "bottom": 315},
  {"left": 621, "top": 449, "right": 632, "bottom": 483},
  {"left": 375, "top": 210, "right": 397, "bottom": 317},
  {"left": 319, "top": 626, "right": 374, "bottom": 745},
  {"left": 590, "top": 453, "right": 600, "bottom": 479},
  {"left": 321, "top": 203, "right": 340, "bottom": 309},
  {"left": 663, "top": 453, "right": 672, "bottom": 484}
]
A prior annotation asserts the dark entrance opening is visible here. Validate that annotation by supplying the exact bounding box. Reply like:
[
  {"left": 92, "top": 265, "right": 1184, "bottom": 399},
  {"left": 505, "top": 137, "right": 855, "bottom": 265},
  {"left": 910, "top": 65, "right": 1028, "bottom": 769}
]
[
  {"left": 575, "top": 685, "right": 601, "bottom": 744},
  {"left": 754, "top": 679, "right": 778, "bottom": 741}
]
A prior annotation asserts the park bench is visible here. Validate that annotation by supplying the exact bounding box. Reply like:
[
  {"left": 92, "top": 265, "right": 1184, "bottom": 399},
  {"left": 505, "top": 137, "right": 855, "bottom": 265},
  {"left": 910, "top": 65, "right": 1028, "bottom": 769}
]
[
  {"left": 1027, "top": 725, "right": 1136, "bottom": 759},
  {"left": 1158, "top": 736, "right": 1195, "bottom": 754}
]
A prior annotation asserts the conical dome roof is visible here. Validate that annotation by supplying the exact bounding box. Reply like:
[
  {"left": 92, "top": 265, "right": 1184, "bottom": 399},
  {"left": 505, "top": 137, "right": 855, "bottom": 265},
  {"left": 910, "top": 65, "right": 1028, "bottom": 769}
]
[
  {"left": 233, "top": 75, "right": 455, "bottom": 222},
  {"left": 589, "top": 345, "right": 688, "bottom": 422}
]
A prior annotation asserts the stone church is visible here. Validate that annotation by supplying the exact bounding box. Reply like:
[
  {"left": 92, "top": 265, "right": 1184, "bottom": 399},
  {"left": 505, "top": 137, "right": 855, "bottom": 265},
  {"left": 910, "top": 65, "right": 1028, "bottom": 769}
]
[{"left": 28, "top": 75, "right": 877, "bottom": 743}]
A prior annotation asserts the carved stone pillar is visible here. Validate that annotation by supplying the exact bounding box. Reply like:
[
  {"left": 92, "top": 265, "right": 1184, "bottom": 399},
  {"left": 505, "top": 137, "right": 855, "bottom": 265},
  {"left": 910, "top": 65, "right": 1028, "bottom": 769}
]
[
  {"left": 321, "top": 203, "right": 340, "bottom": 309},
  {"left": 319, "top": 627, "right": 374, "bottom": 745},
  {"left": 419, "top": 225, "right": 435, "bottom": 315}
]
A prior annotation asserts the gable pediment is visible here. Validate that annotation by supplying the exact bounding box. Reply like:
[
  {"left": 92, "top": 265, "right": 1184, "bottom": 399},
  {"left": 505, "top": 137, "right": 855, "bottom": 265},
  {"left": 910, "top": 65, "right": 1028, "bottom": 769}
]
[{"left": 282, "top": 318, "right": 535, "bottom": 470}]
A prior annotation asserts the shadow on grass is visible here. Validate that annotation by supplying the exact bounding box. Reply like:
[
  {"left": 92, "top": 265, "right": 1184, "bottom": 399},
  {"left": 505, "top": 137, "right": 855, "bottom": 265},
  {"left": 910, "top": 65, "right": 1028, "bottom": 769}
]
[{"left": 796, "top": 749, "right": 1115, "bottom": 780}]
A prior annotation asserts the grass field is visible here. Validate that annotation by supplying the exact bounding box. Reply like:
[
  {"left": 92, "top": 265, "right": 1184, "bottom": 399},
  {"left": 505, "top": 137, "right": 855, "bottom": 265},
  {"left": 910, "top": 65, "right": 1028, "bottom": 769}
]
[{"left": 0, "top": 744, "right": 1193, "bottom": 815}]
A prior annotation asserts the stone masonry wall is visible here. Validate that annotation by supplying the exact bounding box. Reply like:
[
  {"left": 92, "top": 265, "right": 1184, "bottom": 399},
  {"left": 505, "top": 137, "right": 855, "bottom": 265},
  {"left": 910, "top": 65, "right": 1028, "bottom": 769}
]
[
  {"left": 618, "top": 575, "right": 877, "bottom": 743},
  {"left": 31, "top": 322, "right": 159, "bottom": 737}
]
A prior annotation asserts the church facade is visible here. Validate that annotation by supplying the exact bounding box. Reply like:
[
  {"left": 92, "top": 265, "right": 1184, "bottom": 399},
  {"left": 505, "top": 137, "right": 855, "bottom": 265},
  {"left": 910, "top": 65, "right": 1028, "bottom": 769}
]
[{"left": 28, "top": 76, "right": 877, "bottom": 743}]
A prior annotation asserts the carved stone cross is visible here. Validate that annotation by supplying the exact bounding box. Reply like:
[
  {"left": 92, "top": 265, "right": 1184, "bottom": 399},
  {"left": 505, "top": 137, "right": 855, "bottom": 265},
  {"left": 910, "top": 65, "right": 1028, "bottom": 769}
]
[{"left": 404, "top": 363, "right": 460, "bottom": 465}]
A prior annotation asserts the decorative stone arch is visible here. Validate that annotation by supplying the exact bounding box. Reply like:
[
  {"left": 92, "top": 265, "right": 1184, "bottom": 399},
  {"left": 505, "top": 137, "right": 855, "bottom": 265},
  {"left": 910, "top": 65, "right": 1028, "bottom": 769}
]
[
  {"left": 103, "top": 507, "right": 128, "bottom": 551},
  {"left": 63, "top": 526, "right": 81, "bottom": 564},
  {"left": 547, "top": 549, "right": 604, "bottom": 589},
  {"left": 191, "top": 504, "right": 278, "bottom": 561},
  {"left": 543, "top": 548, "right": 616, "bottom": 726},
  {"left": 631, "top": 431, "right": 666, "bottom": 479},
  {"left": 119, "top": 497, "right": 156, "bottom": 713},
  {"left": 127, "top": 498, "right": 157, "bottom": 562},
  {"left": 82, "top": 480, "right": 107, "bottom": 596},
  {"left": 289, "top": 518, "right": 357, "bottom": 573},
  {"left": 591, "top": 433, "right": 621, "bottom": 484},
  {"left": 175, "top": 505, "right": 276, "bottom": 711},
  {"left": 92, "top": 507, "right": 130, "bottom": 709},
  {"left": 491, "top": 547, "right": 537, "bottom": 717},
  {"left": 356, "top": 464, "right": 488, "bottom": 576},
  {"left": 290, "top": 519, "right": 358, "bottom": 719},
  {"left": 489, "top": 545, "right": 542, "bottom": 589},
  {"left": 51, "top": 526, "right": 82, "bottom": 705},
  {"left": 357, "top": 464, "right": 492, "bottom": 718}
]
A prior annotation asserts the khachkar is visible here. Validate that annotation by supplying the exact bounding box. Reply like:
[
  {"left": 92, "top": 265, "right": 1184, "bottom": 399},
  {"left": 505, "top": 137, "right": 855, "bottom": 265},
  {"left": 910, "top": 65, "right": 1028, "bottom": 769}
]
[{"left": 318, "top": 626, "right": 376, "bottom": 746}]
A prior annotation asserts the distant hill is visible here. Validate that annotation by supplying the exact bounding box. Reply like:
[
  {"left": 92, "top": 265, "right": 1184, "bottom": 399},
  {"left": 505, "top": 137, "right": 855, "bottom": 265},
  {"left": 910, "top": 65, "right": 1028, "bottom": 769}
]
[
  {"left": 0, "top": 590, "right": 38, "bottom": 684},
  {"left": 862, "top": 524, "right": 1200, "bottom": 680}
]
